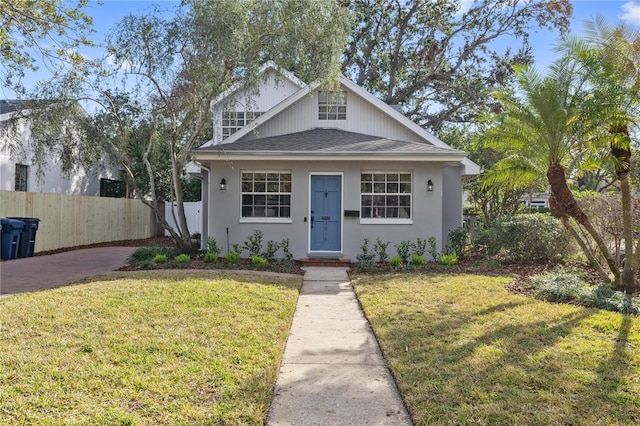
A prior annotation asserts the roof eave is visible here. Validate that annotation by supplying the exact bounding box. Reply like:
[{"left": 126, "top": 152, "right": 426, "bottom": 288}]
[{"left": 192, "top": 151, "right": 468, "bottom": 162}]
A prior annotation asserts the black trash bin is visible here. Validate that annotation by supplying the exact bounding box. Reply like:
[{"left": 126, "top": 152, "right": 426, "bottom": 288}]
[
  {"left": 8, "top": 217, "right": 40, "bottom": 258},
  {"left": 1, "top": 218, "right": 25, "bottom": 260}
]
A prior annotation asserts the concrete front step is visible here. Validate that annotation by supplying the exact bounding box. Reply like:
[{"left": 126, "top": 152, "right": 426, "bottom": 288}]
[{"left": 299, "top": 258, "right": 351, "bottom": 267}]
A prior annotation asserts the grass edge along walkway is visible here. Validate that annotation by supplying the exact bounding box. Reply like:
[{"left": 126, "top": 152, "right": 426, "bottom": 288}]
[
  {"left": 352, "top": 272, "right": 640, "bottom": 426},
  {"left": 0, "top": 271, "right": 302, "bottom": 425}
]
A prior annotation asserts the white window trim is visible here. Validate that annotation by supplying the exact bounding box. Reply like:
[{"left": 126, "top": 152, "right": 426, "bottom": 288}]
[
  {"left": 359, "top": 170, "right": 413, "bottom": 224},
  {"left": 360, "top": 218, "right": 413, "bottom": 225},
  {"left": 240, "top": 170, "right": 292, "bottom": 220},
  {"left": 239, "top": 218, "right": 293, "bottom": 224},
  {"left": 318, "top": 91, "right": 347, "bottom": 121}
]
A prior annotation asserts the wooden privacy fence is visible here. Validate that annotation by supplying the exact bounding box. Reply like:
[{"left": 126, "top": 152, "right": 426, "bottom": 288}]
[{"left": 0, "top": 190, "right": 156, "bottom": 253}]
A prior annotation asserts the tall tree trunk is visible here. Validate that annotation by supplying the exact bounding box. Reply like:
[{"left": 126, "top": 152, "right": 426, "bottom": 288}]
[
  {"left": 611, "top": 123, "right": 639, "bottom": 293},
  {"left": 547, "top": 163, "right": 621, "bottom": 285}
]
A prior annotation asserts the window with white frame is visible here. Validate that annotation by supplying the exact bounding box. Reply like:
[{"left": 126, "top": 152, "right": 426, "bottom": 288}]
[
  {"left": 241, "top": 171, "right": 292, "bottom": 218},
  {"left": 318, "top": 91, "right": 347, "bottom": 120},
  {"left": 360, "top": 172, "right": 412, "bottom": 219},
  {"left": 14, "top": 164, "right": 28, "bottom": 192},
  {"left": 222, "top": 111, "right": 263, "bottom": 139}
]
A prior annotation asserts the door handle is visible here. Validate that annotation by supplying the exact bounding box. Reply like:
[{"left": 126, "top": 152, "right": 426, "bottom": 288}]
[{"left": 310, "top": 216, "right": 314, "bottom": 228}]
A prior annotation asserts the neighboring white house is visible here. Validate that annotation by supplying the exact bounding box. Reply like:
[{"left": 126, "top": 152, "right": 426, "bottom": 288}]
[
  {"left": 190, "top": 63, "right": 480, "bottom": 260},
  {"left": 0, "top": 100, "right": 122, "bottom": 196}
]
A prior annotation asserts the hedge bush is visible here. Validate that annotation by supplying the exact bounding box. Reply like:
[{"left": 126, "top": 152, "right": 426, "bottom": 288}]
[{"left": 475, "top": 213, "right": 571, "bottom": 264}]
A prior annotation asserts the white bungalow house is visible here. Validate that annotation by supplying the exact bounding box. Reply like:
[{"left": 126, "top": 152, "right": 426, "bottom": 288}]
[
  {"left": 191, "top": 63, "right": 479, "bottom": 261},
  {"left": 0, "top": 100, "right": 123, "bottom": 196}
]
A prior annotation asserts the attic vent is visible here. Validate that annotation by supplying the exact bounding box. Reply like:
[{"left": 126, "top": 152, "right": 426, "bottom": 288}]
[{"left": 389, "top": 104, "right": 404, "bottom": 114}]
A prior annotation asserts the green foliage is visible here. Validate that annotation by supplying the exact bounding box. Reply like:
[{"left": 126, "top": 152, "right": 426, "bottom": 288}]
[
  {"left": 374, "top": 238, "right": 390, "bottom": 263},
  {"left": 279, "top": 238, "right": 293, "bottom": 262},
  {"left": 475, "top": 213, "right": 571, "bottom": 264},
  {"left": 251, "top": 256, "right": 267, "bottom": 265},
  {"left": 204, "top": 252, "right": 218, "bottom": 263},
  {"left": 356, "top": 238, "right": 376, "bottom": 264},
  {"left": 427, "top": 237, "right": 439, "bottom": 262},
  {"left": 445, "top": 226, "right": 469, "bottom": 258},
  {"left": 439, "top": 253, "right": 458, "bottom": 266},
  {"left": 389, "top": 256, "right": 403, "bottom": 267},
  {"left": 411, "top": 255, "right": 426, "bottom": 266},
  {"left": 152, "top": 254, "right": 168, "bottom": 263},
  {"left": 243, "top": 230, "right": 264, "bottom": 257},
  {"left": 263, "top": 240, "right": 280, "bottom": 261},
  {"left": 127, "top": 246, "right": 179, "bottom": 264},
  {"left": 394, "top": 240, "right": 412, "bottom": 262},
  {"left": 175, "top": 254, "right": 190, "bottom": 264},
  {"left": 342, "top": 0, "right": 570, "bottom": 131},
  {"left": 533, "top": 270, "right": 640, "bottom": 315},
  {"left": 1, "top": 0, "right": 95, "bottom": 94},
  {"left": 231, "top": 244, "right": 244, "bottom": 257},
  {"left": 207, "top": 237, "right": 221, "bottom": 257},
  {"left": 533, "top": 269, "right": 592, "bottom": 303},
  {"left": 412, "top": 238, "right": 427, "bottom": 257},
  {"left": 225, "top": 251, "right": 241, "bottom": 265}
]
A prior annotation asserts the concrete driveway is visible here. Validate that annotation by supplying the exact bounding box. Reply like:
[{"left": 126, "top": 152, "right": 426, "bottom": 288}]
[{"left": 0, "top": 247, "right": 137, "bottom": 295}]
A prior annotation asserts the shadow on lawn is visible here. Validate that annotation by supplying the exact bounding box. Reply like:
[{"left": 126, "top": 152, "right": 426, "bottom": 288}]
[{"left": 376, "top": 292, "right": 640, "bottom": 424}]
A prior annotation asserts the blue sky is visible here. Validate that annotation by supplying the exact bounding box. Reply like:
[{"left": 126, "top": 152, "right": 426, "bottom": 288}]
[{"left": 3, "top": 0, "right": 640, "bottom": 98}]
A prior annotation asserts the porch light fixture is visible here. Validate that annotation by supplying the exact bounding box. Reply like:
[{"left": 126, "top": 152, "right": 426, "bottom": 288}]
[
  {"left": 427, "top": 179, "right": 434, "bottom": 192},
  {"left": 219, "top": 178, "right": 227, "bottom": 191}
]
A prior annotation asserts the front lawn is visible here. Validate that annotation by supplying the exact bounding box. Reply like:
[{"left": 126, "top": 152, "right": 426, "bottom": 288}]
[
  {"left": 352, "top": 272, "right": 640, "bottom": 425},
  {"left": 0, "top": 271, "right": 302, "bottom": 425}
]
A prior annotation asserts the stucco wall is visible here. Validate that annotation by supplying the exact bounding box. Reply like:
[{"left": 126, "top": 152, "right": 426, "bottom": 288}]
[{"left": 204, "top": 159, "right": 456, "bottom": 260}]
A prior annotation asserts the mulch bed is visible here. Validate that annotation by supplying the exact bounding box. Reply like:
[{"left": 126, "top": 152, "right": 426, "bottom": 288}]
[{"left": 34, "top": 237, "right": 622, "bottom": 297}]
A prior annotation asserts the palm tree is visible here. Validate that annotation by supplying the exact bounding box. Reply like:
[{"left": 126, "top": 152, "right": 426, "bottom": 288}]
[
  {"left": 481, "top": 59, "right": 626, "bottom": 287},
  {"left": 560, "top": 17, "right": 640, "bottom": 293}
]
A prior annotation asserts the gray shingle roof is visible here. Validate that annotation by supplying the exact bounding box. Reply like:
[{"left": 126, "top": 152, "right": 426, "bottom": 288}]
[{"left": 199, "top": 128, "right": 465, "bottom": 156}]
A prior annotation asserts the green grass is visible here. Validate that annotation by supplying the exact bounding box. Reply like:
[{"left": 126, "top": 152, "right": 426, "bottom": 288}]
[
  {"left": 352, "top": 272, "right": 640, "bottom": 425},
  {"left": 0, "top": 271, "right": 302, "bottom": 425}
]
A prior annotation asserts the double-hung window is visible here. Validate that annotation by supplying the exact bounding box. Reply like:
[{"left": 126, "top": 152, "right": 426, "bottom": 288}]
[
  {"left": 222, "top": 111, "right": 263, "bottom": 139},
  {"left": 360, "top": 171, "right": 412, "bottom": 223},
  {"left": 241, "top": 171, "right": 292, "bottom": 221},
  {"left": 318, "top": 91, "right": 347, "bottom": 120}
]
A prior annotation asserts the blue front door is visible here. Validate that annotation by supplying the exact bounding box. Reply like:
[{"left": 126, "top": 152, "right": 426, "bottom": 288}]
[{"left": 310, "top": 175, "right": 342, "bottom": 252}]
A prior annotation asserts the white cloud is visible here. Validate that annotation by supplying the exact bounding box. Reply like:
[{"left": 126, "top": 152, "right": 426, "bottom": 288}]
[{"left": 620, "top": 1, "right": 640, "bottom": 26}]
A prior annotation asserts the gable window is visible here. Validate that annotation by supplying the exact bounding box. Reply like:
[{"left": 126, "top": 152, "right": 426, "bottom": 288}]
[
  {"left": 14, "top": 164, "right": 28, "bottom": 192},
  {"left": 360, "top": 171, "right": 412, "bottom": 222},
  {"left": 318, "top": 91, "right": 346, "bottom": 120},
  {"left": 241, "top": 171, "right": 292, "bottom": 221},
  {"left": 222, "top": 111, "right": 263, "bottom": 139}
]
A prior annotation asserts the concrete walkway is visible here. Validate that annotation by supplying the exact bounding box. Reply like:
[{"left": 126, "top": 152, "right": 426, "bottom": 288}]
[{"left": 267, "top": 267, "right": 412, "bottom": 426}]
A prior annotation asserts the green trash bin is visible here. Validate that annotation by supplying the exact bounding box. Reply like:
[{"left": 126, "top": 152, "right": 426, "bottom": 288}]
[
  {"left": 8, "top": 217, "right": 40, "bottom": 258},
  {"left": 1, "top": 218, "right": 25, "bottom": 260}
]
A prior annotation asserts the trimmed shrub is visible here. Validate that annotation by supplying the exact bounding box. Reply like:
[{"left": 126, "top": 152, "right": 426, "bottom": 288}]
[
  {"left": 128, "top": 246, "right": 179, "bottom": 264},
  {"left": 439, "top": 253, "right": 458, "bottom": 266},
  {"left": 152, "top": 254, "right": 168, "bottom": 263},
  {"left": 225, "top": 251, "right": 241, "bottom": 265},
  {"left": 411, "top": 254, "right": 426, "bottom": 265},
  {"left": 207, "top": 237, "right": 221, "bottom": 257},
  {"left": 175, "top": 254, "right": 191, "bottom": 264},
  {"left": 475, "top": 213, "right": 571, "bottom": 264},
  {"left": 374, "top": 238, "right": 390, "bottom": 263},
  {"left": 204, "top": 252, "right": 218, "bottom": 263},
  {"left": 389, "top": 256, "right": 403, "bottom": 267},
  {"left": 357, "top": 238, "right": 376, "bottom": 265},
  {"left": 251, "top": 256, "right": 267, "bottom": 265},
  {"left": 394, "top": 240, "right": 412, "bottom": 262}
]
